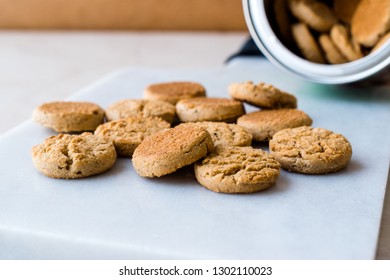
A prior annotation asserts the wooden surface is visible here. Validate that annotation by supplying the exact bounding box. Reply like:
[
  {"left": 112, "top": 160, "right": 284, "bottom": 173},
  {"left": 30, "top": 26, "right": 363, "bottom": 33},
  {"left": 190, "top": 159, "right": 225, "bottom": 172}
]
[{"left": 0, "top": 0, "right": 246, "bottom": 30}]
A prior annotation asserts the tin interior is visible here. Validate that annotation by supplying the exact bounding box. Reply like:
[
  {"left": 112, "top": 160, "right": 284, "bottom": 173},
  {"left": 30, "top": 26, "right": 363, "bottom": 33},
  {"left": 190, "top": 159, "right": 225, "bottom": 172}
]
[
  {"left": 244, "top": 0, "right": 390, "bottom": 84},
  {"left": 263, "top": 0, "right": 300, "bottom": 56}
]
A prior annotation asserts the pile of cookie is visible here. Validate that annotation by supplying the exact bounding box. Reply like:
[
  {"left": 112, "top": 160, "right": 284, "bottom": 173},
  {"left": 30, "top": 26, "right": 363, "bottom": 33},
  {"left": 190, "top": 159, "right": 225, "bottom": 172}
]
[
  {"left": 31, "top": 81, "right": 352, "bottom": 194},
  {"left": 274, "top": 0, "right": 390, "bottom": 64}
]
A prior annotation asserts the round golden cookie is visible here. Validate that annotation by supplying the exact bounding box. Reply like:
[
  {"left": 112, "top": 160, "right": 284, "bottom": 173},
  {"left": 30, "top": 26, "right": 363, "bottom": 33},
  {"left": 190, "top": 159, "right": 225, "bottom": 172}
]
[
  {"left": 105, "top": 99, "right": 176, "bottom": 123},
  {"left": 228, "top": 81, "right": 297, "bottom": 109},
  {"left": 194, "top": 146, "right": 280, "bottom": 194},
  {"left": 288, "top": 0, "right": 337, "bottom": 32},
  {"left": 371, "top": 31, "right": 390, "bottom": 53},
  {"left": 237, "top": 109, "right": 313, "bottom": 141},
  {"left": 31, "top": 133, "right": 116, "bottom": 179},
  {"left": 330, "top": 24, "right": 363, "bottom": 62},
  {"left": 351, "top": 0, "right": 390, "bottom": 47},
  {"left": 292, "top": 23, "right": 326, "bottom": 64},
  {"left": 269, "top": 126, "right": 352, "bottom": 174},
  {"left": 319, "top": 34, "right": 348, "bottom": 64},
  {"left": 176, "top": 97, "right": 245, "bottom": 123},
  {"left": 144, "top": 81, "right": 206, "bottom": 105},
  {"left": 179, "top": 122, "right": 252, "bottom": 148},
  {"left": 334, "top": 0, "right": 361, "bottom": 24},
  {"left": 132, "top": 123, "right": 214, "bottom": 178},
  {"left": 94, "top": 116, "right": 170, "bottom": 157},
  {"left": 33, "top": 101, "right": 105, "bottom": 132}
]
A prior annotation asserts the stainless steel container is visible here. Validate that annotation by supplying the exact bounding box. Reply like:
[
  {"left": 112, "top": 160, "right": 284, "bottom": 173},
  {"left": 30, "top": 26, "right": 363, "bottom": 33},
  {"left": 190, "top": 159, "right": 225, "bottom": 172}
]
[{"left": 243, "top": 0, "right": 390, "bottom": 84}]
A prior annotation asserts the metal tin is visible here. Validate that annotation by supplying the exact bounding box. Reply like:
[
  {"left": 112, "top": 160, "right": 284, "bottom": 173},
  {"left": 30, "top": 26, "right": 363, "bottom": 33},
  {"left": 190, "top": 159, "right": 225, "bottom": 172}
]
[{"left": 243, "top": 0, "right": 390, "bottom": 84}]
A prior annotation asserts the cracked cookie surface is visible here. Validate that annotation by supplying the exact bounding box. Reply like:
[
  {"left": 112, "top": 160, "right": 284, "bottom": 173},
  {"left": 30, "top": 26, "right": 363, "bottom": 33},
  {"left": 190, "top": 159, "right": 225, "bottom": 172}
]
[
  {"left": 94, "top": 116, "right": 170, "bottom": 157},
  {"left": 32, "top": 133, "right": 116, "bottom": 178},
  {"left": 269, "top": 126, "right": 352, "bottom": 174},
  {"left": 105, "top": 99, "right": 176, "bottom": 123},
  {"left": 194, "top": 146, "right": 280, "bottom": 193},
  {"left": 132, "top": 123, "right": 214, "bottom": 178},
  {"left": 180, "top": 122, "right": 252, "bottom": 148},
  {"left": 229, "top": 81, "right": 297, "bottom": 109}
]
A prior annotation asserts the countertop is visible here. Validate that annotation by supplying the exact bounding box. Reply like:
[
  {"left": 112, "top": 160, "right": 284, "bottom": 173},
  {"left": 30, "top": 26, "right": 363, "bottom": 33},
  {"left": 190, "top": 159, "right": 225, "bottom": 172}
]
[{"left": 0, "top": 31, "right": 388, "bottom": 259}]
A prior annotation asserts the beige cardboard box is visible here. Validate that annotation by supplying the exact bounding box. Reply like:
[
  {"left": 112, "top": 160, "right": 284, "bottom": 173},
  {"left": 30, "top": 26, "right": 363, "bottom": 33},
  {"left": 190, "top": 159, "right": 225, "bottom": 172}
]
[{"left": 0, "top": 0, "right": 246, "bottom": 30}]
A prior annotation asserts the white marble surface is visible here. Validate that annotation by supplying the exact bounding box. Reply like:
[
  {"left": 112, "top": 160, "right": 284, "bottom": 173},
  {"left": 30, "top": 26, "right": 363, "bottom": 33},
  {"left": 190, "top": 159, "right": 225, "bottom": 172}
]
[{"left": 0, "top": 31, "right": 389, "bottom": 259}]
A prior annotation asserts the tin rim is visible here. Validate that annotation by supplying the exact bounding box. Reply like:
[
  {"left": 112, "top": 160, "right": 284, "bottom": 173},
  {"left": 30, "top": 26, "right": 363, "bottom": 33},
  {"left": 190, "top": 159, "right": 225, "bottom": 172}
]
[{"left": 243, "top": 0, "right": 390, "bottom": 84}]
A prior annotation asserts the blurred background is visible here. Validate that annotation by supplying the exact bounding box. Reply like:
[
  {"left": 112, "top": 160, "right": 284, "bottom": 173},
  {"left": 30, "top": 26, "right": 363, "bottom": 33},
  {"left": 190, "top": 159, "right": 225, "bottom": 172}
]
[
  {"left": 0, "top": 0, "right": 248, "bottom": 134},
  {"left": 0, "top": 0, "right": 246, "bottom": 30}
]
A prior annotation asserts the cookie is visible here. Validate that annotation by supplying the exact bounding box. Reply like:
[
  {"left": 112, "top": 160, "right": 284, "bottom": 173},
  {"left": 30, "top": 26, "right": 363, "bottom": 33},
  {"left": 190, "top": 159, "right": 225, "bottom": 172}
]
[
  {"left": 33, "top": 101, "right": 105, "bottom": 132},
  {"left": 105, "top": 99, "right": 176, "bottom": 123},
  {"left": 319, "top": 34, "right": 348, "bottom": 64},
  {"left": 132, "top": 124, "right": 214, "bottom": 178},
  {"left": 351, "top": 0, "right": 390, "bottom": 47},
  {"left": 31, "top": 133, "right": 116, "bottom": 179},
  {"left": 371, "top": 31, "right": 390, "bottom": 53},
  {"left": 180, "top": 122, "right": 252, "bottom": 148},
  {"left": 144, "top": 81, "right": 206, "bottom": 105},
  {"left": 292, "top": 23, "right": 326, "bottom": 63},
  {"left": 330, "top": 24, "right": 363, "bottom": 62},
  {"left": 279, "top": 91, "right": 298, "bottom": 108},
  {"left": 94, "top": 116, "right": 170, "bottom": 157},
  {"left": 333, "top": 0, "right": 361, "bottom": 24},
  {"left": 194, "top": 146, "right": 280, "bottom": 194},
  {"left": 269, "top": 126, "right": 352, "bottom": 174},
  {"left": 228, "top": 81, "right": 297, "bottom": 109},
  {"left": 237, "top": 109, "right": 313, "bottom": 141},
  {"left": 176, "top": 97, "right": 245, "bottom": 123},
  {"left": 289, "top": 0, "right": 337, "bottom": 32}
]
